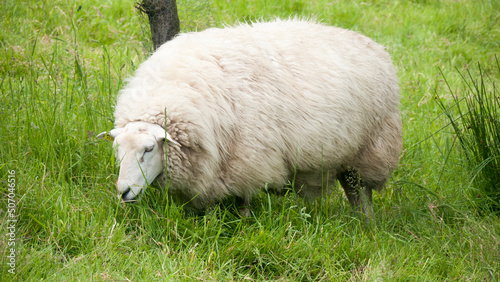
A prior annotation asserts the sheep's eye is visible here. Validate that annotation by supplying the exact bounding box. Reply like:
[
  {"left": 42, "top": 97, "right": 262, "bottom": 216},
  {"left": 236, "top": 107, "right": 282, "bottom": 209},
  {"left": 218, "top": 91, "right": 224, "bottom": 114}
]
[{"left": 145, "top": 146, "right": 154, "bottom": 153}]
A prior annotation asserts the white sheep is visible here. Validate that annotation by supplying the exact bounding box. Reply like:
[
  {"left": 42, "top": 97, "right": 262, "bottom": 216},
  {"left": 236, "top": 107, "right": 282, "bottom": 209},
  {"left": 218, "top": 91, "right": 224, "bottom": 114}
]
[{"left": 98, "top": 19, "right": 402, "bottom": 217}]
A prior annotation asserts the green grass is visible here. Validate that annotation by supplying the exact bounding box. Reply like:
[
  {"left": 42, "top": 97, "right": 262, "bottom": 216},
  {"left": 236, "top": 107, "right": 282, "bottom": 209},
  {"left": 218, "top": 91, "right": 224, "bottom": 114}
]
[
  {"left": 436, "top": 58, "right": 500, "bottom": 212},
  {"left": 1, "top": 0, "right": 500, "bottom": 280}
]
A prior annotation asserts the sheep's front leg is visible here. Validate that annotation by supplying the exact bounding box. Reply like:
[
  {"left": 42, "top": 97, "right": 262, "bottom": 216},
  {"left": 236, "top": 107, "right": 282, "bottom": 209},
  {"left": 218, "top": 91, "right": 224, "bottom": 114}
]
[
  {"left": 236, "top": 196, "right": 252, "bottom": 217},
  {"left": 339, "top": 169, "right": 373, "bottom": 220}
]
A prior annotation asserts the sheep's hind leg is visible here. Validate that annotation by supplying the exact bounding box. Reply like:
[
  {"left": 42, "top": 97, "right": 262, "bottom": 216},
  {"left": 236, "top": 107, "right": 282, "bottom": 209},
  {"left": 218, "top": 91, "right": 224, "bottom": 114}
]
[
  {"left": 339, "top": 169, "right": 373, "bottom": 220},
  {"left": 236, "top": 196, "right": 252, "bottom": 217}
]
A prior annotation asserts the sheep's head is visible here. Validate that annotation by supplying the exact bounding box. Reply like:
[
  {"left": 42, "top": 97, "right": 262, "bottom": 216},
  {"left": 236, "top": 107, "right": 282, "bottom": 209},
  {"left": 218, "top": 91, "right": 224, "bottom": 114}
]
[{"left": 97, "top": 121, "right": 179, "bottom": 202}]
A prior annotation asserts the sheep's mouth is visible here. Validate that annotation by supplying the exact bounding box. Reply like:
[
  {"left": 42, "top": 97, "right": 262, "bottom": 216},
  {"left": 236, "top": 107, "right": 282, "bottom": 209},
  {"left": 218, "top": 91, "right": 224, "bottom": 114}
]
[{"left": 120, "top": 197, "right": 138, "bottom": 204}]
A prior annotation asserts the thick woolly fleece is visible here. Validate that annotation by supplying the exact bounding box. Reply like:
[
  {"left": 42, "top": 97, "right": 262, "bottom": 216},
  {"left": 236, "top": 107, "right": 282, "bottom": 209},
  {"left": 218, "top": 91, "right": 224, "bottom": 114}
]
[{"left": 112, "top": 19, "right": 402, "bottom": 209}]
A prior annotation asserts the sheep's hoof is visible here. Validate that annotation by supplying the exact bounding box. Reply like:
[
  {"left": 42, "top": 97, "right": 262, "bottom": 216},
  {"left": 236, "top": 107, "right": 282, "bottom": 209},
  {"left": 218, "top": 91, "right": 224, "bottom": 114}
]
[{"left": 238, "top": 207, "right": 251, "bottom": 217}]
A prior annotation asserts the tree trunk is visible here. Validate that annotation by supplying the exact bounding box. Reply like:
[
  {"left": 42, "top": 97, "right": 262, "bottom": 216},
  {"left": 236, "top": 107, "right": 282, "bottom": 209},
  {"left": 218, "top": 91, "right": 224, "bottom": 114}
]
[{"left": 138, "top": 0, "right": 180, "bottom": 50}]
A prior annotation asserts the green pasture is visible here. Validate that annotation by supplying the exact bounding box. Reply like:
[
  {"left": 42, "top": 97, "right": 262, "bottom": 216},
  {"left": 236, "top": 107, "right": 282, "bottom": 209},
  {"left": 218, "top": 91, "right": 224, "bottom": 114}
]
[{"left": 1, "top": 0, "right": 499, "bottom": 280}]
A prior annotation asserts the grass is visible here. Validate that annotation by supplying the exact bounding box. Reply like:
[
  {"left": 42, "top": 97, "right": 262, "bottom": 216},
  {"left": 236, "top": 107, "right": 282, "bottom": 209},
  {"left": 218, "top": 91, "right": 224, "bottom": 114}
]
[
  {"left": 1, "top": 0, "right": 500, "bottom": 280},
  {"left": 436, "top": 58, "right": 500, "bottom": 212}
]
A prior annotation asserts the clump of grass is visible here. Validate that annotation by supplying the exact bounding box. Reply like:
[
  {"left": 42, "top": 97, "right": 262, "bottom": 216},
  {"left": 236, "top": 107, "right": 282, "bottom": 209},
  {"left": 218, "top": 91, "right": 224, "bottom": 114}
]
[{"left": 436, "top": 56, "right": 500, "bottom": 213}]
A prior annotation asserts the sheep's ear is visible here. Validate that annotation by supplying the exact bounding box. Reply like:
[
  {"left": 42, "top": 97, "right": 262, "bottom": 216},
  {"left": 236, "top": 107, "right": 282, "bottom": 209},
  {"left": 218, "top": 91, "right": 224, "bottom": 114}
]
[
  {"left": 97, "top": 128, "right": 122, "bottom": 141},
  {"left": 151, "top": 125, "right": 180, "bottom": 146}
]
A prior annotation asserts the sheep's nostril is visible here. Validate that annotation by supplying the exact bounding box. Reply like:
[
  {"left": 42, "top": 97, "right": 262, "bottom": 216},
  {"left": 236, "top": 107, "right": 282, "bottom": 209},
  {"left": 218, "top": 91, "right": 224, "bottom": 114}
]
[{"left": 120, "top": 187, "right": 131, "bottom": 200}]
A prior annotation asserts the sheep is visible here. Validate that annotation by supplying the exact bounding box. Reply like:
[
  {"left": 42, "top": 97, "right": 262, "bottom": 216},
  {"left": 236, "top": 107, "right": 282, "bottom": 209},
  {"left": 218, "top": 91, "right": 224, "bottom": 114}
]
[{"left": 98, "top": 19, "right": 402, "bottom": 218}]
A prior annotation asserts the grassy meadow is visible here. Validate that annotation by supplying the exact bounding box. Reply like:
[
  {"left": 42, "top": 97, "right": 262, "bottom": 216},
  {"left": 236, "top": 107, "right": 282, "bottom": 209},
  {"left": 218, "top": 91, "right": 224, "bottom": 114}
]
[{"left": 1, "top": 0, "right": 500, "bottom": 280}]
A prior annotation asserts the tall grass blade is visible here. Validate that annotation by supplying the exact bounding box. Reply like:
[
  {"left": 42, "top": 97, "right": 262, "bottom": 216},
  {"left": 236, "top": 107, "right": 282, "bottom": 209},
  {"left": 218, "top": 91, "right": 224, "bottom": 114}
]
[{"left": 436, "top": 56, "right": 500, "bottom": 213}]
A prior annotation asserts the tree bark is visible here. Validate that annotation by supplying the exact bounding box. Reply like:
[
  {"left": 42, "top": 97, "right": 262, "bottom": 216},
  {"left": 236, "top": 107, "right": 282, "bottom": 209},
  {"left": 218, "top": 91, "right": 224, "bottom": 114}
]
[{"left": 138, "top": 0, "right": 180, "bottom": 50}]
